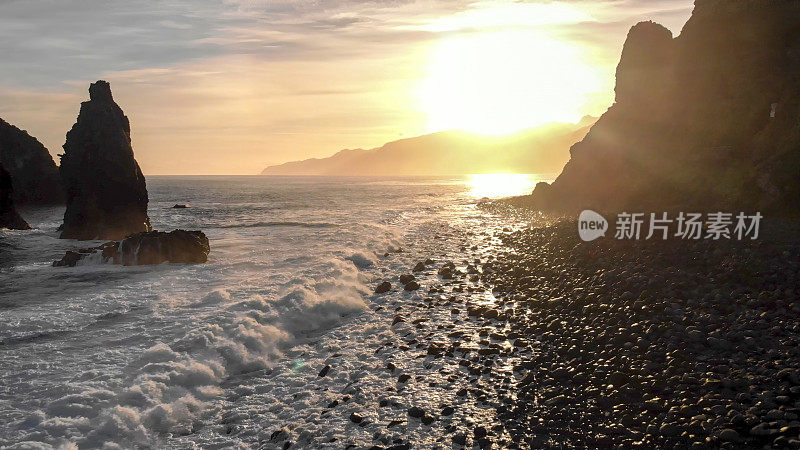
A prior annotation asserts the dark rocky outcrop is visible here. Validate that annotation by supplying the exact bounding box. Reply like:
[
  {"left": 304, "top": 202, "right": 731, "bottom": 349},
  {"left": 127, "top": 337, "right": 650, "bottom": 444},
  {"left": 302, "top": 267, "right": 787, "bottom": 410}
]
[
  {"left": 116, "top": 230, "right": 209, "bottom": 265},
  {"left": 522, "top": 0, "right": 800, "bottom": 214},
  {"left": 0, "top": 163, "right": 30, "bottom": 230},
  {"left": 53, "top": 230, "right": 209, "bottom": 267},
  {"left": 59, "top": 80, "right": 151, "bottom": 240},
  {"left": 0, "top": 118, "right": 64, "bottom": 205},
  {"left": 613, "top": 21, "right": 674, "bottom": 108}
]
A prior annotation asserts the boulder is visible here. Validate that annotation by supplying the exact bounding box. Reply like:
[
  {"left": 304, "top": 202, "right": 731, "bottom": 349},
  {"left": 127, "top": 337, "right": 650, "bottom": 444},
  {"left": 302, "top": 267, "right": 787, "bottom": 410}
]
[
  {"left": 399, "top": 273, "right": 415, "bottom": 284},
  {"left": 53, "top": 250, "right": 86, "bottom": 267},
  {"left": 407, "top": 406, "right": 425, "bottom": 418},
  {"left": 59, "top": 80, "right": 151, "bottom": 240},
  {"left": 404, "top": 281, "right": 421, "bottom": 291},
  {"left": 0, "top": 118, "right": 64, "bottom": 204},
  {"left": 0, "top": 163, "right": 30, "bottom": 230},
  {"left": 375, "top": 281, "right": 392, "bottom": 294},
  {"left": 117, "top": 230, "right": 209, "bottom": 265},
  {"left": 53, "top": 230, "right": 209, "bottom": 267}
]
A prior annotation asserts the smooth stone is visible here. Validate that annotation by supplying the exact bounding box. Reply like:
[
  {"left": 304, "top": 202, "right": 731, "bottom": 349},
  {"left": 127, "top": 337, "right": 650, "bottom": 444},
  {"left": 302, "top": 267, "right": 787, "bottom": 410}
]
[{"left": 375, "top": 281, "right": 392, "bottom": 294}]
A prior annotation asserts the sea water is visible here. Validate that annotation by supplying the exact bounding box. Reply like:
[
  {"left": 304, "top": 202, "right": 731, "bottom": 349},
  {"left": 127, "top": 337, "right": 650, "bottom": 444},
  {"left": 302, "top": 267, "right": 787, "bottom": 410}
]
[{"left": 0, "top": 175, "right": 545, "bottom": 449}]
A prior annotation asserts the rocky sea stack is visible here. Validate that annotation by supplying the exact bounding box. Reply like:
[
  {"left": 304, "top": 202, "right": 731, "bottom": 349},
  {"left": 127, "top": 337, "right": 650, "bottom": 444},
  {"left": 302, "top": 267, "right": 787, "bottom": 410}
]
[
  {"left": 53, "top": 230, "right": 210, "bottom": 267},
  {"left": 0, "top": 163, "right": 30, "bottom": 230},
  {"left": 59, "top": 80, "right": 151, "bottom": 240},
  {"left": 0, "top": 118, "right": 63, "bottom": 205},
  {"left": 524, "top": 0, "right": 800, "bottom": 214}
]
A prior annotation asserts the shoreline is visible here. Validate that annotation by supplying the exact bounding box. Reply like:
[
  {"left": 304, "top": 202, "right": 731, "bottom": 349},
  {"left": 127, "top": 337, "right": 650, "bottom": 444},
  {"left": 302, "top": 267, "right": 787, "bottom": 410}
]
[
  {"left": 4, "top": 200, "right": 799, "bottom": 449},
  {"left": 262, "top": 206, "right": 800, "bottom": 449},
  {"left": 161, "top": 204, "right": 529, "bottom": 449}
]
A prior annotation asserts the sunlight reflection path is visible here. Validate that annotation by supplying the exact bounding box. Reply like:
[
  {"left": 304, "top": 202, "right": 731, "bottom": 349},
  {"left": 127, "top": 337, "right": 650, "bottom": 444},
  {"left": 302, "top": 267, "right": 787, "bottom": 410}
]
[{"left": 467, "top": 173, "right": 553, "bottom": 199}]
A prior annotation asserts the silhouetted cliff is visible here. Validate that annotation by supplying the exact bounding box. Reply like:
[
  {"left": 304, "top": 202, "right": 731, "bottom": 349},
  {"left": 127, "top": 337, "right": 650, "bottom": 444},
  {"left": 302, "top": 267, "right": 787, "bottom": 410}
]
[
  {"left": 262, "top": 119, "right": 595, "bottom": 176},
  {"left": 526, "top": 0, "right": 800, "bottom": 214},
  {"left": 59, "top": 81, "right": 151, "bottom": 240},
  {"left": 0, "top": 118, "right": 63, "bottom": 205},
  {"left": 0, "top": 163, "right": 30, "bottom": 230}
]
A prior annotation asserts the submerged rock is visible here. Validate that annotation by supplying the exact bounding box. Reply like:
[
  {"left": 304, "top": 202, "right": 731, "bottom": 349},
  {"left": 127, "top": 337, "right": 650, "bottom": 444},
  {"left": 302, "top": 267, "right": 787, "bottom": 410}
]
[
  {"left": 0, "top": 163, "right": 30, "bottom": 230},
  {"left": 0, "top": 118, "right": 64, "bottom": 205},
  {"left": 53, "top": 250, "right": 87, "bottom": 267},
  {"left": 53, "top": 230, "right": 209, "bottom": 267},
  {"left": 59, "top": 80, "right": 151, "bottom": 240}
]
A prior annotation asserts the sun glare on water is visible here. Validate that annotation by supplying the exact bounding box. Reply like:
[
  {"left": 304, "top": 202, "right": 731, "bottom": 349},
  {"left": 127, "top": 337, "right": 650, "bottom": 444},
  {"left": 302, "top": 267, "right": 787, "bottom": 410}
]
[
  {"left": 468, "top": 173, "right": 543, "bottom": 199},
  {"left": 419, "top": 3, "right": 600, "bottom": 135}
]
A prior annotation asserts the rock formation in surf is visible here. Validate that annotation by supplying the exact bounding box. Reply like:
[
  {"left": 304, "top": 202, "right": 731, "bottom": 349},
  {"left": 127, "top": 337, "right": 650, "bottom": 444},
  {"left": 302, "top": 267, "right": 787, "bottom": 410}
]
[
  {"left": 59, "top": 80, "right": 151, "bottom": 240},
  {"left": 0, "top": 117, "right": 64, "bottom": 204},
  {"left": 525, "top": 0, "right": 800, "bottom": 214},
  {"left": 0, "top": 163, "right": 30, "bottom": 230},
  {"left": 53, "top": 229, "right": 210, "bottom": 267}
]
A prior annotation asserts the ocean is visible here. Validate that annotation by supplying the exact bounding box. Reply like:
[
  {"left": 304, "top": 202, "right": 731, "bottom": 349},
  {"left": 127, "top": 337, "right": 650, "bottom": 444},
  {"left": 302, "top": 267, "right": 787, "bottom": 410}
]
[{"left": 0, "top": 175, "right": 545, "bottom": 449}]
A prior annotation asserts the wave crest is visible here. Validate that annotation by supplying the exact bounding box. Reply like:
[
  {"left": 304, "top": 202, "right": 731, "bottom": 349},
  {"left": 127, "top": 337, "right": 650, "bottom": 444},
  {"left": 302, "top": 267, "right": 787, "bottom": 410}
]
[{"left": 15, "top": 255, "right": 371, "bottom": 448}]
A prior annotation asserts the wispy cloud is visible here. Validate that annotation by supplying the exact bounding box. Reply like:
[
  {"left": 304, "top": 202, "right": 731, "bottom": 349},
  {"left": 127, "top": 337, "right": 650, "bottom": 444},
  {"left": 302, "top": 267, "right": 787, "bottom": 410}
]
[{"left": 0, "top": 0, "right": 693, "bottom": 174}]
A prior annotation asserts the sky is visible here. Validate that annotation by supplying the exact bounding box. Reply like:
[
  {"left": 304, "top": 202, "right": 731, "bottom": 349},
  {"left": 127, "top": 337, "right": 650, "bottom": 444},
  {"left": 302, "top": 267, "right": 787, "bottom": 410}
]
[{"left": 0, "top": 0, "right": 694, "bottom": 175}]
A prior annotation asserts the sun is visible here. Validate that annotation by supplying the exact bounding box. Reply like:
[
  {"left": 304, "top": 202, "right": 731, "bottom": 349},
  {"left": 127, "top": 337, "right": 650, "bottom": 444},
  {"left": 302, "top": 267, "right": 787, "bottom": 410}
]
[{"left": 418, "top": 15, "right": 601, "bottom": 135}]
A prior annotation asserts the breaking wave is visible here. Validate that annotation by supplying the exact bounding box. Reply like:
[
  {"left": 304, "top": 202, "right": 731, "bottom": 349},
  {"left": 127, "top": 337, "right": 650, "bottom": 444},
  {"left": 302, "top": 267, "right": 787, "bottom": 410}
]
[
  {"left": 6, "top": 255, "right": 370, "bottom": 448},
  {"left": 0, "top": 175, "right": 473, "bottom": 448}
]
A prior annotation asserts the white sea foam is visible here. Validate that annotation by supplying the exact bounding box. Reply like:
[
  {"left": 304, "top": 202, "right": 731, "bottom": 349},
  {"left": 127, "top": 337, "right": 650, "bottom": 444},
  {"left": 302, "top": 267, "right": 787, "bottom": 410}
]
[
  {"left": 74, "top": 251, "right": 107, "bottom": 266},
  {"left": 345, "top": 251, "right": 376, "bottom": 269},
  {"left": 9, "top": 255, "right": 373, "bottom": 447},
  {"left": 0, "top": 176, "right": 486, "bottom": 448}
]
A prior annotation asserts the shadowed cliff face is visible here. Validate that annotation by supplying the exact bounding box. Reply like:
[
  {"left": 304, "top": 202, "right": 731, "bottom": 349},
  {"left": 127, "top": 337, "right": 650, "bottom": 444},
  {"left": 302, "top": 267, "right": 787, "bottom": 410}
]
[
  {"left": 59, "top": 80, "right": 151, "bottom": 240},
  {"left": 528, "top": 0, "right": 800, "bottom": 214},
  {"left": 0, "top": 118, "right": 64, "bottom": 205},
  {"left": 0, "top": 163, "right": 30, "bottom": 230}
]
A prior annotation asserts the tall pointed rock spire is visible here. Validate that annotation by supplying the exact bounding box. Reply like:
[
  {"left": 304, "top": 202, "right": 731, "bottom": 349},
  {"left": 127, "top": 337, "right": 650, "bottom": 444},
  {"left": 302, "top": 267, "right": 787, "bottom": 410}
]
[{"left": 59, "top": 80, "right": 151, "bottom": 240}]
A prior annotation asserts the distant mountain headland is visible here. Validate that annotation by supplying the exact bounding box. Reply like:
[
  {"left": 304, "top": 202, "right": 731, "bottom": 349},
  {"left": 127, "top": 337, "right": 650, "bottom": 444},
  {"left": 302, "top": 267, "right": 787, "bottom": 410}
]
[
  {"left": 519, "top": 0, "right": 800, "bottom": 214},
  {"left": 261, "top": 118, "right": 596, "bottom": 176}
]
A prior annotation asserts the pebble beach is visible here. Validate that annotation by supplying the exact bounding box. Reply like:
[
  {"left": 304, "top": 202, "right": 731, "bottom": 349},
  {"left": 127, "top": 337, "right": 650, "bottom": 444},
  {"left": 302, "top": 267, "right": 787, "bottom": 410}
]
[{"left": 282, "top": 206, "right": 800, "bottom": 449}]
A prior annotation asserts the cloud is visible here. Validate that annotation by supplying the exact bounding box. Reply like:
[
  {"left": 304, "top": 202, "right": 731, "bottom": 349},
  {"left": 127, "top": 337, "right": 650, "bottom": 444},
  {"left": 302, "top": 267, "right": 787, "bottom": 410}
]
[
  {"left": 0, "top": 0, "right": 479, "bottom": 88},
  {"left": 0, "top": 0, "right": 694, "bottom": 174},
  {"left": 0, "top": 0, "right": 235, "bottom": 88}
]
